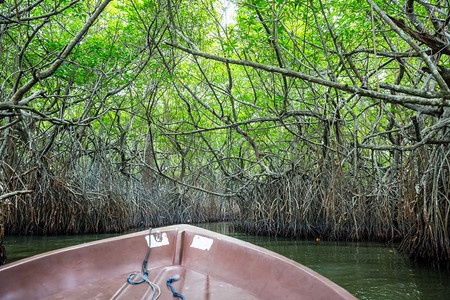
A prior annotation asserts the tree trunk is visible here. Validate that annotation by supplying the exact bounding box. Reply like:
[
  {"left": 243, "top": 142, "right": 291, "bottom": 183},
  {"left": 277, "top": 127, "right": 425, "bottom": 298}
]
[{"left": 142, "top": 134, "right": 155, "bottom": 196}]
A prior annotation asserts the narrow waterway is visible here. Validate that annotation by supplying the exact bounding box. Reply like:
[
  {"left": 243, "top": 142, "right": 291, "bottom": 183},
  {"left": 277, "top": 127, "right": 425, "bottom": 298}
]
[{"left": 3, "top": 222, "right": 450, "bottom": 300}]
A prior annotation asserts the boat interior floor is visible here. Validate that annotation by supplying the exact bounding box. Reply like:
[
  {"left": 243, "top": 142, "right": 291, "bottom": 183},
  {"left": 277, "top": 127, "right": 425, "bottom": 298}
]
[
  {"left": 44, "top": 265, "right": 259, "bottom": 300},
  {"left": 1, "top": 225, "right": 356, "bottom": 300}
]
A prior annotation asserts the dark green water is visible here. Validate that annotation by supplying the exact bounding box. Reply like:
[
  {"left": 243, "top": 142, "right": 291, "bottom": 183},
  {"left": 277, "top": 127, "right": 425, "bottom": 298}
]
[{"left": 3, "top": 222, "right": 450, "bottom": 299}]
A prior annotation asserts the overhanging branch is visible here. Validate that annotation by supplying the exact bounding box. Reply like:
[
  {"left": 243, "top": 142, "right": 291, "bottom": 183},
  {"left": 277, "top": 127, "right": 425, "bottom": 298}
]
[{"left": 167, "top": 42, "right": 450, "bottom": 107}]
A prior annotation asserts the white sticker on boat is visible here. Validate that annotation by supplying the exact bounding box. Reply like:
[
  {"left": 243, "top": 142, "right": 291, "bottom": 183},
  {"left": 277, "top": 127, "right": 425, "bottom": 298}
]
[
  {"left": 190, "top": 235, "right": 213, "bottom": 250},
  {"left": 146, "top": 232, "right": 169, "bottom": 248}
]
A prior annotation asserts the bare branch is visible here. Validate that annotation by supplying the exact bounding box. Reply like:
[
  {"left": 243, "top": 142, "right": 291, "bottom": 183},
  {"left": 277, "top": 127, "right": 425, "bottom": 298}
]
[
  {"left": 0, "top": 190, "right": 33, "bottom": 202},
  {"left": 168, "top": 42, "right": 450, "bottom": 106},
  {"left": 8, "top": 0, "right": 113, "bottom": 105},
  {"left": 367, "top": 0, "right": 449, "bottom": 92}
]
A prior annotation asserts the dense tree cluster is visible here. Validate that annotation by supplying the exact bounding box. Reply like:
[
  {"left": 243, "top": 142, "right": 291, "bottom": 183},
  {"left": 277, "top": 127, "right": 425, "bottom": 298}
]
[{"left": 1, "top": 0, "right": 449, "bottom": 267}]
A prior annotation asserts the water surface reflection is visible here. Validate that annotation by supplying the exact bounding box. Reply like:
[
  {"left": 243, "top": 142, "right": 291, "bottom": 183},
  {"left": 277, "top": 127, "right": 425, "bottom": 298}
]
[{"left": 198, "top": 222, "right": 450, "bottom": 300}]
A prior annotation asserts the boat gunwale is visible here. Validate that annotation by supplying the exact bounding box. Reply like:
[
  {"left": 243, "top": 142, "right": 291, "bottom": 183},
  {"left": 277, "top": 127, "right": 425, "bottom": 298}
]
[{"left": 0, "top": 224, "right": 357, "bottom": 299}]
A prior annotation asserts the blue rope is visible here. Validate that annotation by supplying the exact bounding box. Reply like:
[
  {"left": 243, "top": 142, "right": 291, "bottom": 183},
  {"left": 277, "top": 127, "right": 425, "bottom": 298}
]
[
  {"left": 126, "top": 228, "right": 161, "bottom": 299},
  {"left": 166, "top": 275, "right": 185, "bottom": 300},
  {"left": 127, "top": 272, "right": 148, "bottom": 285}
]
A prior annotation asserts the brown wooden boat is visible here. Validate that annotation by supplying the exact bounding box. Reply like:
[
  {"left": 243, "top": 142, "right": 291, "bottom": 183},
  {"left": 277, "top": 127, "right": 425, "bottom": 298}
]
[{"left": 0, "top": 224, "right": 357, "bottom": 299}]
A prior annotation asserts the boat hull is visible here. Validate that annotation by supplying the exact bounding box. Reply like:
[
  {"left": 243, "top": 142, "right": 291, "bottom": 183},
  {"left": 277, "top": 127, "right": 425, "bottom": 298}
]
[{"left": 0, "top": 224, "right": 356, "bottom": 299}]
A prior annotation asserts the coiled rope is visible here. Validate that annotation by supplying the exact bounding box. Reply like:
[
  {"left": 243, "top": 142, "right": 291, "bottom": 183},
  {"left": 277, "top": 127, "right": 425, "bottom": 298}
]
[{"left": 127, "top": 228, "right": 161, "bottom": 300}]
